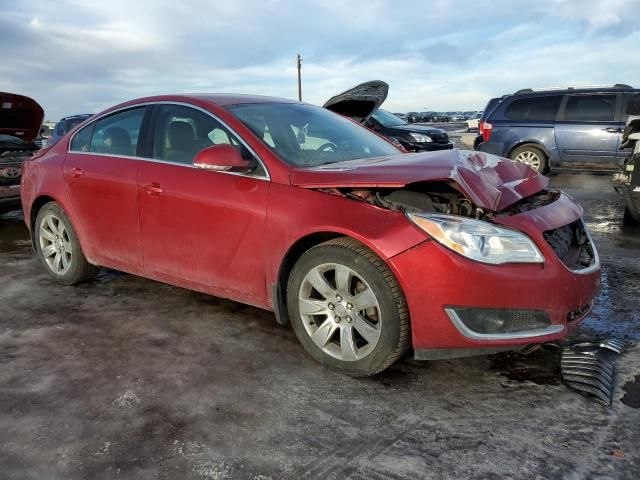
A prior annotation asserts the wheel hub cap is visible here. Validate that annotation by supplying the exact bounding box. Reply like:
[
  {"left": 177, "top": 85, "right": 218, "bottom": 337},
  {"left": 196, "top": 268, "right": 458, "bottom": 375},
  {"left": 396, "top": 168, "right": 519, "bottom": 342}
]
[
  {"left": 298, "top": 263, "right": 382, "bottom": 361},
  {"left": 38, "top": 213, "right": 73, "bottom": 276}
]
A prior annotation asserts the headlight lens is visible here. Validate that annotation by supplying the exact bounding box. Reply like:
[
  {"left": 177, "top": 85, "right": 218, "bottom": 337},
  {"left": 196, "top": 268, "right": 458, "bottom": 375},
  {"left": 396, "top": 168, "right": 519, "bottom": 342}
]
[
  {"left": 407, "top": 213, "right": 544, "bottom": 264},
  {"left": 409, "top": 132, "right": 432, "bottom": 143}
]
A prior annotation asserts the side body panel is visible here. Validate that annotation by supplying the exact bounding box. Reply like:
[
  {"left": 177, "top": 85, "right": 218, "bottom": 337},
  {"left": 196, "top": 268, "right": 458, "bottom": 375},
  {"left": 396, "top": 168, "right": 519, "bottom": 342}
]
[
  {"left": 554, "top": 93, "right": 623, "bottom": 168},
  {"left": 62, "top": 152, "right": 143, "bottom": 271},
  {"left": 137, "top": 161, "right": 269, "bottom": 302},
  {"left": 264, "top": 183, "right": 428, "bottom": 304}
]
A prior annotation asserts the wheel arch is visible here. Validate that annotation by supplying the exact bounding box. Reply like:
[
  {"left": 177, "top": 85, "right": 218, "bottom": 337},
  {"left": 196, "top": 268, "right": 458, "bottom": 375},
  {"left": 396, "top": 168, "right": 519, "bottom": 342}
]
[
  {"left": 29, "top": 195, "right": 92, "bottom": 264},
  {"left": 272, "top": 231, "right": 344, "bottom": 326},
  {"left": 29, "top": 195, "right": 58, "bottom": 251}
]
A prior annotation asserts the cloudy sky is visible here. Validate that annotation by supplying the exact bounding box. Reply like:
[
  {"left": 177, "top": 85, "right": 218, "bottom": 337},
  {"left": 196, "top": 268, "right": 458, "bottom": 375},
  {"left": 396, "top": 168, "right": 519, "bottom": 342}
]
[{"left": 1, "top": 0, "right": 639, "bottom": 120}]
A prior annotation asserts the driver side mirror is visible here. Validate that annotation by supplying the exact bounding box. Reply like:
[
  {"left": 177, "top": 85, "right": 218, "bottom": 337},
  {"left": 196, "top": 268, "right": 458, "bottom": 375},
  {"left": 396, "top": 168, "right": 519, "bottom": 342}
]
[{"left": 193, "top": 144, "right": 251, "bottom": 171}]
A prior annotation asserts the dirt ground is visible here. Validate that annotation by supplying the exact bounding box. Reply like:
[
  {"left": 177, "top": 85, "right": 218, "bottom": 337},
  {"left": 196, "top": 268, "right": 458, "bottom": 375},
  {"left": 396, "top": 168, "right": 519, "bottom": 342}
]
[{"left": 1, "top": 173, "right": 639, "bottom": 480}]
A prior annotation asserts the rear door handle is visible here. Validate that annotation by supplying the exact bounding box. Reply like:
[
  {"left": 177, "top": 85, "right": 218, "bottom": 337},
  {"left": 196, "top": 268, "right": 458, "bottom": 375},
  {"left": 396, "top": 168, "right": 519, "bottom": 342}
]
[
  {"left": 71, "top": 167, "right": 83, "bottom": 177},
  {"left": 603, "top": 128, "right": 623, "bottom": 133},
  {"left": 142, "top": 182, "right": 163, "bottom": 195}
]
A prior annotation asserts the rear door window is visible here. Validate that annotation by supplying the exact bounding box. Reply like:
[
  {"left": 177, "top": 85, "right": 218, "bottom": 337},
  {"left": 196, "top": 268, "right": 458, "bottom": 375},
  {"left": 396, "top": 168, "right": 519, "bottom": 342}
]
[
  {"left": 563, "top": 94, "right": 617, "bottom": 122},
  {"left": 89, "top": 107, "right": 146, "bottom": 156},
  {"left": 504, "top": 95, "right": 562, "bottom": 121}
]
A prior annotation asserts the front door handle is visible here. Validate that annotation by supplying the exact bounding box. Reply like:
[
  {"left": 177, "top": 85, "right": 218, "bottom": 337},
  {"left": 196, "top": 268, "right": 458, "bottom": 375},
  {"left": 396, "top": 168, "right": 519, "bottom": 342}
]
[
  {"left": 603, "top": 128, "right": 623, "bottom": 133},
  {"left": 71, "top": 167, "right": 83, "bottom": 177},
  {"left": 142, "top": 182, "right": 163, "bottom": 195}
]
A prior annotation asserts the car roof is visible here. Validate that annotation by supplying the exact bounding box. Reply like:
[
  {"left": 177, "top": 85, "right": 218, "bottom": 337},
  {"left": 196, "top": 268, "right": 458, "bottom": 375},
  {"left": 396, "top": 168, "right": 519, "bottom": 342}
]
[
  {"left": 61, "top": 114, "right": 92, "bottom": 121},
  {"left": 97, "top": 93, "right": 301, "bottom": 117},
  {"left": 138, "top": 93, "right": 299, "bottom": 107},
  {"left": 510, "top": 85, "right": 637, "bottom": 97}
]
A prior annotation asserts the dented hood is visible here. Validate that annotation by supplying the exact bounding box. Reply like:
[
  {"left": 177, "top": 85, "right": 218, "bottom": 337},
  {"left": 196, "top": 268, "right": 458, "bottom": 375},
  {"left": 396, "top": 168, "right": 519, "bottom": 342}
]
[
  {"left": 0, "top": 92, "right": 45, "bottom": 142},
  {"left": 290, "top": 150, "right": 549, "bottom": 212},
  {"left": 323, "top": 81, "right": 388, "bottom": 123}
]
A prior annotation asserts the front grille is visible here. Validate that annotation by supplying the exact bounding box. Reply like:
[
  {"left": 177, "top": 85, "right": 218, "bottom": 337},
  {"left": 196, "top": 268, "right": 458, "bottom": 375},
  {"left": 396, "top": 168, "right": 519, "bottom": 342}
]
[
  {"left": 544, "top": 220, "right": 595, "bottom": 270},
  {"left": 0, "top": 157, "right": 25, "bottom": 187}
]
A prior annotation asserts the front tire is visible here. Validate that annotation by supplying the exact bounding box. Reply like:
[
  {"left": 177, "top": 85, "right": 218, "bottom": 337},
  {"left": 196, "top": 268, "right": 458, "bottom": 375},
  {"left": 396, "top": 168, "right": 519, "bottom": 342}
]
[
  {"left": 287, "top": 238, "right": 410, "bottom": 376},
  {"left": 35, "top": 202, "right": 98, "bottom": 285},
  {"left": 510, "top": 145, "right": 548, "bottom": 173}
]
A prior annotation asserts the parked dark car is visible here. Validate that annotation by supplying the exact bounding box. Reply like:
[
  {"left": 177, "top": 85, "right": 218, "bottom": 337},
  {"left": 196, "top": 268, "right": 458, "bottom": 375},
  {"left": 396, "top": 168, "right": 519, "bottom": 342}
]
[
  {"left": 323, "top": 82, "right": 453, "bottom": 152},
  {"left": 0, "top": 92, "right": 44, "bottom": 212},
  {"left": 476, "top": 84, "right": 638, "bottom": 172},
  {"left": 366, "top": 109, "right": 453, "bottom": 152},
  {"left": 48, "top": 114, "right": 93, "bottom": 146}
]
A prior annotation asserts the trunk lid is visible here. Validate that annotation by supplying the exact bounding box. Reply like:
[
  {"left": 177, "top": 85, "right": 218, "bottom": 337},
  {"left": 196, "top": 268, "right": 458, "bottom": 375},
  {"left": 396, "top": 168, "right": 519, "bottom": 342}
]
[{"left": 290, "top": 149, "right": 549, "bottom": 212}]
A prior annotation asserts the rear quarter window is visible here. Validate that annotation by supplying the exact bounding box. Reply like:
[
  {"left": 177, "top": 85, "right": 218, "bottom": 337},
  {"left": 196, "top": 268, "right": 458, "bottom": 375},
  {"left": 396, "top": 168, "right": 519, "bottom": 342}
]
[
  {"left": 70, "top": 124, "right": 94, "bottom": 152},
  {"left": 504, "top": 95, "right": 562, "bottom": 121}
]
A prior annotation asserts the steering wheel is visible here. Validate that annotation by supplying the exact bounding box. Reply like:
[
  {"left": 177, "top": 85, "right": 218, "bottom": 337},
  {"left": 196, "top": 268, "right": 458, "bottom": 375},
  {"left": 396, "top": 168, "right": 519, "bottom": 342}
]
[{"left": 317, "top": 142, "right": 338, "bottom": 152}]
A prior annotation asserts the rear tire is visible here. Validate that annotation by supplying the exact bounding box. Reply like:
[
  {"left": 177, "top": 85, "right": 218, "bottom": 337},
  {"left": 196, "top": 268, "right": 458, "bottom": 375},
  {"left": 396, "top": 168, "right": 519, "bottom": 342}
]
[
  {"left": 510, "top": 145, "right": 548, "bottom": 173},
  {"left": 35, "top": 202, "right": 98, "bottom": 285},
  {"left": 287, "top": 238, "right": 410, "bottom": 377}
]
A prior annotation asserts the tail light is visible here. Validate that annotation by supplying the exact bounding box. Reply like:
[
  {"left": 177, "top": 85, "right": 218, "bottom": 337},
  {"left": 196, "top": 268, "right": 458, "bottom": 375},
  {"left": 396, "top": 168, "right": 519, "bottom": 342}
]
[{"left": 479, "top": 121, "right": 493, "bottom": 143}]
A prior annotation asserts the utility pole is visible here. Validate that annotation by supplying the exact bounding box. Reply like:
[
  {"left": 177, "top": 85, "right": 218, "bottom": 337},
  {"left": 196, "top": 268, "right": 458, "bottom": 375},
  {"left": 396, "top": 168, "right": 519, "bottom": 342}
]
[{"left": 297, "top": 53, "right": 302, "bottom": 101}]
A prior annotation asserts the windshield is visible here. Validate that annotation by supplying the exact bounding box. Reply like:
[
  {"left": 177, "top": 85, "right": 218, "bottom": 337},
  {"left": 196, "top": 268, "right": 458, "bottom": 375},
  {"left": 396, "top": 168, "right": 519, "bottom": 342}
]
[
  {"left": 371, "top": 109, "right": 407, "bottom": 127},
  {"left": 227, "top": 103, "right": 400, "bottom": 167}
]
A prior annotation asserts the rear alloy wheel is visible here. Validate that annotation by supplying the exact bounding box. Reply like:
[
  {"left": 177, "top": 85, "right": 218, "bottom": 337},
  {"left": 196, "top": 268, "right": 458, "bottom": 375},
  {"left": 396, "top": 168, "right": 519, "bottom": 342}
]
[
  {"left": 287, "top": 238, "right": 410, "bottom": 376},
  {"left": 510, "top": 145, "right": 548, "bottom": 173},
  {"left": 35, "top": 202, "right": 98, "bottom": 285}
]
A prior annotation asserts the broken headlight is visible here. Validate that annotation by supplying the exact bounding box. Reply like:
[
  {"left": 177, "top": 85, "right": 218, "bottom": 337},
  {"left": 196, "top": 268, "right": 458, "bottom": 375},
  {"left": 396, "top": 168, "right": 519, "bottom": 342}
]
[{"left": 407, "top": 213, "right": 544, "bottom": 265}]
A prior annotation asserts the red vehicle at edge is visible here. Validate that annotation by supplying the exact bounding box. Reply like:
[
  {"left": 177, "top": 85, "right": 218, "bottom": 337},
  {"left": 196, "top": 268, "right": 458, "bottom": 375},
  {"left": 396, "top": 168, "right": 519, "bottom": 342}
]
[{"left": 20, "top": 94, "right": 600, "bottom": 376}]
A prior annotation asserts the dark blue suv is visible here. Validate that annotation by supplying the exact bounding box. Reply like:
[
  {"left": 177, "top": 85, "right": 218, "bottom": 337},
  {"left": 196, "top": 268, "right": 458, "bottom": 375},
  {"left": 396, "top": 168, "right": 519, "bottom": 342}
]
[{"left": 476, "top": 84, "right": 638, "bottom": 172}]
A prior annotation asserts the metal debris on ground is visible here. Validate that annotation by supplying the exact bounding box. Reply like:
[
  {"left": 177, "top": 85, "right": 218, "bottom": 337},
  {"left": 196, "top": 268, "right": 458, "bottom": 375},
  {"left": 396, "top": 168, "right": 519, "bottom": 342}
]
[{"left": 561, "top": 339, "right": 626, "bottom": 406}]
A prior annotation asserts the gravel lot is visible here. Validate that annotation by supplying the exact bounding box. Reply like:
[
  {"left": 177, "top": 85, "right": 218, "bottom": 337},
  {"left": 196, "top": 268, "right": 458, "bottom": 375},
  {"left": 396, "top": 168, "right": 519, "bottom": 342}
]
[{"left": 1, "top": 172, "right": 639, "bottom": 479}]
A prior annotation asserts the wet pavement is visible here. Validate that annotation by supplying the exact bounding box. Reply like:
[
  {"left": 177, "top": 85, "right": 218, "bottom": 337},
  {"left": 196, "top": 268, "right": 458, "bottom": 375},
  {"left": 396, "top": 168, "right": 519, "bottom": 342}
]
[{"left": 0, "top": 173, "right": 639, "bottom": 479}]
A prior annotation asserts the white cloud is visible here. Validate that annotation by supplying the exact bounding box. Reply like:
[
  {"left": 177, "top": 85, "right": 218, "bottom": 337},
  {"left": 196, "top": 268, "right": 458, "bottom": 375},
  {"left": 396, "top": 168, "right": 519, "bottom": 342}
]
[{"left": 0, "top": 0, "right": 639, "bottom": 119}]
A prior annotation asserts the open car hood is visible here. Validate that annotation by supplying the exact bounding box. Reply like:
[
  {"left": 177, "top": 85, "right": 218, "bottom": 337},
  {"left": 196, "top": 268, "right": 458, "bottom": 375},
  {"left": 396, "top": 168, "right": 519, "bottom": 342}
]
[
  {"left": 0, "top": 92, "right": 45, "bottom": 142},
  {"left": 323, "top": 81, "right": 388, "bottom": 123},
  {"left": 290, "top": 150, "right": 549, "bottom": 212}
]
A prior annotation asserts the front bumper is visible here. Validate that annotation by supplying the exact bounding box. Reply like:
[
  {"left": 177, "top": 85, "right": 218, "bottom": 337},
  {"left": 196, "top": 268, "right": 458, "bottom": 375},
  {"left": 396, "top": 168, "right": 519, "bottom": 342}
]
[
  {"left": 389, "top": 194, "right": 600, "bottom": 357},
  {"left": 0, "top": 184, "right": 21, "bottom": 206},
  {"left": 415, "top": 142, "right": 454, "bottom": 152}
]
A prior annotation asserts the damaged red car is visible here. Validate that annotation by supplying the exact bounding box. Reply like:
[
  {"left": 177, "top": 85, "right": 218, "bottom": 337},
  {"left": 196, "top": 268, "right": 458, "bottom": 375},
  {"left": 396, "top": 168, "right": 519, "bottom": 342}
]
[{"left": 21, "top": 94, "right": 600, "bottom": 376}]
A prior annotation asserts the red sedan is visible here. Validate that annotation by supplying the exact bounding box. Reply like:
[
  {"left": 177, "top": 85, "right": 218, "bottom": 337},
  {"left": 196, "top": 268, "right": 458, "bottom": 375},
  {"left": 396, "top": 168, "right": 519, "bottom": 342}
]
[{"left": 20, "top": 94, "right": 600, "bottom": 376}]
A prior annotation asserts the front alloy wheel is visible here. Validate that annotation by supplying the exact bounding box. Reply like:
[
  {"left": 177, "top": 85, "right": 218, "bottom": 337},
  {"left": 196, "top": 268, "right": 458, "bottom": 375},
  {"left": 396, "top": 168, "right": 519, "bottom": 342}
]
[
  {"left": 298, "top": 263, "right": 382, "bottom": 361},
  {"left": 287, "top": 238, "right": 410, "bottom": 376}
]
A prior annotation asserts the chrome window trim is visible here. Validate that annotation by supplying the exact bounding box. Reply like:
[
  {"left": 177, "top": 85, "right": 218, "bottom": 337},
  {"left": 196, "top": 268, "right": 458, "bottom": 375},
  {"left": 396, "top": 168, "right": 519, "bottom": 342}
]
[
  {"left": 67, "top": 100, "right": 270, "bottom": 181},
  {"left": 445, "top": 307, "right": 565, "bottom": 341}
]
